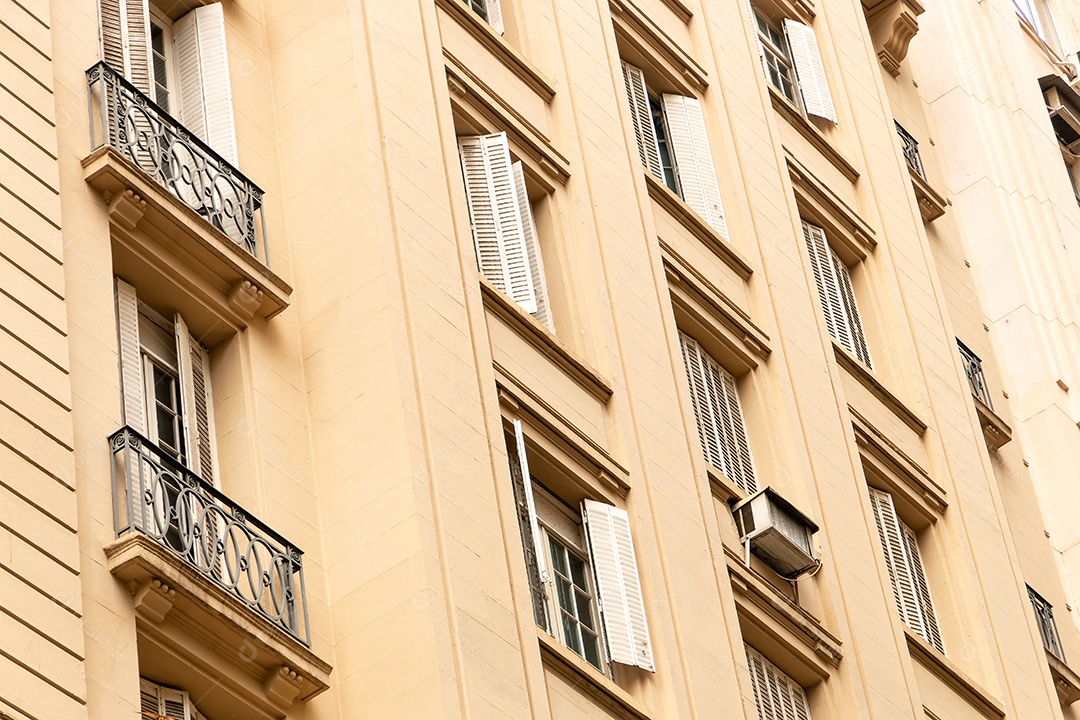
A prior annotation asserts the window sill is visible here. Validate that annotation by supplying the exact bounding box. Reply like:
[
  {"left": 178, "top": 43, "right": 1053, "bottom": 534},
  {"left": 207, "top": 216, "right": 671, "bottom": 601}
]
[
  {"left": 833, "top": 341, "right": 928, "bottom": 436},
  {"left": 769, "top": 86, "right": 858, "bottom": 183},
  {"left": 105, "top": 533, "right": 332, "bottom": 712},
  {"left": 480, "top": 277, "right": 614, "bottom": 402},
  {"left": 707, "top": 465, "right": 750, "bottom": 502},
  {"left": 904, "top": 628, "right": 1005, "bottom": 719},
  {"left": 726, "top": 547, "right": 843, "bottom": 678},
  {"left": 83, "top": 147, "right": 291, "bottom": 341},
  {"left": 974, "top": 396, "right": 1012, "bottom": 450},
  {"left": 645, "top": 172, "right": 753, "bottom": 280},
  {"left": 435, "top": 0, "right": 556, "bottom": 102},
  {"left": 537, "top": 631, "right": 652, "bottom": 720},
  {"left": 910, "top": 166, "right": 948, "bottom": 223}
]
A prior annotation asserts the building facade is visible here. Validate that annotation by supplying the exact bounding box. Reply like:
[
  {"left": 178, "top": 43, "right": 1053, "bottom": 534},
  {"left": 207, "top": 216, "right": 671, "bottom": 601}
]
[{"left": 2, "top": 0, "right": 1080, "bottom": 718}]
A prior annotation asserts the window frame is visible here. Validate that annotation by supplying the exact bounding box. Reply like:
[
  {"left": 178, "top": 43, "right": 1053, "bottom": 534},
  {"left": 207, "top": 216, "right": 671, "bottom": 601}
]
[
  {"left": 539, "top": 516, "right": 607, "bottom": 673},
  {"left": 755, "top": 10, "right": 801, "bottom": 109},
  {"left": 148, "top": 5, "right": 179, "bottom": 114}
]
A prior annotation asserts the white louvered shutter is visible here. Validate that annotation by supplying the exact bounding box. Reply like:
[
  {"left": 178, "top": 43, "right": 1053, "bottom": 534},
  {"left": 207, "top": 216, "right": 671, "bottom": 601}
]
[
  {"left": 458, "top": 133, "right": 541, "bottom": 315},
  {"left": 512, "top": 162, "right": 552, "bottom": 329},
  {"left": 582, "top": 500, "right": 655, "bottom": 672},
  {"left": 99, "top": 0, "right": 152, "bottom": 94},
  {"left": 174, "top": 4, "right": 238, "bottom": 165},
  {"left": 746, "top": 3, "right": 771, "bottom": 83},
  {"left": 485, "top": 0, "right": 504, "bottom": 33},
  {"left": 621, "top": 62, "right": 664, "bottom": 181},
  {"left": 173, "top": 315, "right": 216, "bottom": 485},
  {"left": 509, "top": 420, "right": 550, "bottom": 630},
  {"left": 680, "top": 333, "right": 723, "bottom": 469},
  {"left": 745, "top": 645, "right": 813, "bottom": 720},
  {"left": 159, "top": 685, "right": 190, "bottom": 720},
  {"left": 116, "top": 280, "right": 148, "bottom": 435},
  {"left": 714, "top": 365, "right": 756, "bottom": 492},
  {"left": 99, "top": 0, "right": 126, "bottom": 74},
  {"left": 139, "top": 678, "right": 160, "bottom": 718},
  {"left": 802, "top": 222, "right": 853, "bottom": 351},
  {"left": 869, "top": 488, "right": 925, "bottom": 640},
  {"left": 661, "top": 94, "right": 728, "bottom": 236},
  {"left": 782, "top": 20, "right": 836, "bottom": 123},
  {"left": 902, "top": 522, "right": 944, "bottom": 652},
  {"left": 513, "top": 421, "right": 548, "bottom": 583},
  {"left": 831, "top": 252, "right": 872, "bottom": 367}
]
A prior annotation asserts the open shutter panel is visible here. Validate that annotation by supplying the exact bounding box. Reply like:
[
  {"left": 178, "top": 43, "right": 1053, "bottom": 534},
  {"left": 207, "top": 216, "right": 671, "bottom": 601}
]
[
  {"left": 716, "top": 366, "right": 756, "bottom": 493},
  {"left": 159, "top": 686, "right": 190, "bottom": 720},
  {"left": 173, "top": 4, "right": 238, "bottom": 165},
  {"left": 173, "top": 316, "right": 216, "bottom": 484},
  {"left": 831, "top": 251, "right": 872, "bottom": 367},
  {"left": 661, "top": 94, "right": 728, "bottom": 236},
  {"left": 457, "top": 133, "right": 539, "bottom": 314},
  {"left": 680, "top": 333, "right": 723, "bottom": 471},
  {"left": 869, "top": 488, "right": 924, "bottom": 637},
  {"left": 746, "top": 2, "right": 771, "bottom": 84},
  {"left": 485, "top": 0, "right": 504, "bottom": 34},
  {"left": 620, "top": 62, "right": 664, "bottom": 181},
  {"left": 582, "top": 500, "right": 655, "bottom": 672},
  {"left": 902, "top": 522, "right": 944, "bottom": 652},
  {"left": 139, "top": 678, "right": 161, "bottom": 717},
  {"left": 802, "top": 222, "right": 852, "bottom": 351},
  {"left": 99, "top": 0, "right": 126, "bottom": 72},
  {"left": 509, "top": 420, "right": 551, "bottom": 635},
  {"left": 116, "top": 280, "right": 148, "bottom": 436},
  {"left": 783, "top": 20, "right": 836, "bottom": 123},
  {"left": 99, "top": 0, "right": 151, "bottom": 93},
  {"left": 512, "top": 162, "right": 552, "bottom": 329}
]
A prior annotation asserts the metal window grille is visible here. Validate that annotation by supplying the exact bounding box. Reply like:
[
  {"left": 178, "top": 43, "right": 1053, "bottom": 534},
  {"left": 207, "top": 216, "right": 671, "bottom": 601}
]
[
  {"left": 895, "top": 121, "right": 926, "bottom": 179},
  {"left": 1028, "top": 585, "right": 1066, "bottom": 662},
  {"left": 957, "top": 339, "right": 994, "bottom": 410}
]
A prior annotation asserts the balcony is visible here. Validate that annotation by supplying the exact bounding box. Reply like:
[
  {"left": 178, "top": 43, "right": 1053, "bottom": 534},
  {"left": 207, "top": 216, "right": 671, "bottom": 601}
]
[
  {"left": 957, "top": 339, "right": 1012, "bottom": 450},
  {"left": 895, "top": 120, "right": 947, "bottom": 222},
  {"left": 1028, "top": 585, "right": 1080, "bottom": 705},
  {"left": 83, "top": 62, "right": 290, "bottom": 329},
  {"left": 106, "top": 427, "right": 330, "bottom": 710}
]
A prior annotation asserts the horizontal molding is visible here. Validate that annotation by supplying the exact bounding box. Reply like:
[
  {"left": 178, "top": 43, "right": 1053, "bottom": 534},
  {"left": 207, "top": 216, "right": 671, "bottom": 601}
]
[
  {"left": 482, "top": 279, "right": 612, "bottom": 401},
  {"left": 647, "top": 173, "right": 753, "bottom": 279},
  {"left": 610, "top": 0, "right": 707, "bottom": 93},
  {"left": 538, "top": 631, "right": 652, "bottom": 719},
  {"left": 658, "top": 0, "right": 692, "bottom": 23},
  {"left": 834, "top": 342, "right": 927, "bottom": 436},
  {"left": 852, "top": 407, "right": 945, "bottom": 522},
  {"left": 787, "top": 155, "right": 875, "bottom": 260},
  {"left": 771, "top": 88, "right": 858, "bottom": 183},
  {"left": 446, "top": 53, "right": 570, "bottom": 185},
  {"left": 905, "top": 629, "right": 1005, "bottom": 719},
  {"left": 435, "top": 0, "right": 556, "bottom": 101}
]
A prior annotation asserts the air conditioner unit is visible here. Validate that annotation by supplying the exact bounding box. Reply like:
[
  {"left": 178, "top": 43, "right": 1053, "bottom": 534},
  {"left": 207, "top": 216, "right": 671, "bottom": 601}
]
[
  {"left": 732, "top": 487, "right": 819, "bottom": 578},
  {"left": 1045, "top": 84, "right": 1080, "bottom": 152}
]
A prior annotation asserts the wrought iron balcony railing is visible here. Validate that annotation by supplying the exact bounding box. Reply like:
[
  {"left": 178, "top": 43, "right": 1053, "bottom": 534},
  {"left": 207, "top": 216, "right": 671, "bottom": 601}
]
[
  {"left": 895, "top": 121, "right": 926, "bottom": 180},
  {"left": 86, "top": 62, "right": 269, "bottom": 265},
  {"left": 957, "top": 339, "right": 995, "bottom": 410},
  {"left": 1029, "top": 585, "right": 1066, "bottom": 662},
  {"left": 109, "top": 426, "right": 309, "bottom": 646}
]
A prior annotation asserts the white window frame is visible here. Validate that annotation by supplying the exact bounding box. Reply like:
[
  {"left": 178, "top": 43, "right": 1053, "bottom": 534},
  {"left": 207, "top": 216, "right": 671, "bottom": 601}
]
[
  {"left": 679, "top": 332, "right": 757, "bottom": 492},
  {"left": 754, "top": 9, "right": 801, "bottom": 109},
  {"left": 744, "top": 644, "right": 813, "bottom": 720},
  {"left": 148, "top": 5, "right": 179, "bottom": 113}
]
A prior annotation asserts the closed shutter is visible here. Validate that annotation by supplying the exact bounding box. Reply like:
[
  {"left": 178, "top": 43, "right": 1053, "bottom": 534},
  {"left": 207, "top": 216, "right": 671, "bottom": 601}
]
[
  {"left": 173, "top": 315, "right": 216, "bottom": 485},
  {"left": 831, "top": 252, "right": 872, "bottom": 367},
  {"left": 139, "top": 678, "right": 160, "bottom": 718},
  {"left": 660, "top": 94, "right": 728, "bottom": 236},
  {"left": 744, "top": 645, "right": 813, "bottom": 720},
  {"left": 512, "top": 162, "right": 551, "bottom": 330},
  {"left": 782, "top": 20, "right": 836, "bottom": 123},
  {"left": 485, "top": 0, "right": 504, "bottom": 33},
  {"left": 620, "top": 62, "right": 664, "bottom": 181},
  {"left": 582, "top": 500, "right": 654, "bottom": 672},
  {"left": 159, "top": 685, "right": 190, "bottom": 720},
  {"left": 869, "top": 488, "right": 929, "bottom": 642},
  {"left": 679, "top": 332, "right": 756, "bottom": 492},
  {"left": 509, "top": 420, "right": 550, "bottom": 630},
  {"left": 458, "top": 133, "right": 545, "bottom": 316},
  {"left": 173, "top": 4, "right": 238, "bottom": 165},
  {"left": 803, "top": 222, "right": 854, "bottom": 352},
  {"left": 902, "top": 523, "right": 944, "bottom": 652}
]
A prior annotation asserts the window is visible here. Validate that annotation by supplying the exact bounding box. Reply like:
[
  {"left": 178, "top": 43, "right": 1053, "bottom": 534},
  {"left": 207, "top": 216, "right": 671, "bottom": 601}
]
[
  {"left": 116, "top": 279, "right": 217, "bottom": 484},
  {"left": 505, "top": 420, "right": 655, "bottom": 673},
  {"left": 802, "top": 221, "right": 872, "bottom": 367},
  {"left": 620, "top": 61, "right": 728, "bottom": 236},
  {"left": 1014, "top": 0, "right": 1061, "bottom": 50},
  {"left": 458, "top": 132, "right": 553, "bottom": 329},
  {"left": 99, "top": 0, "right": 239, "bottom": 164},
  {"left": 868, "top": 487, "right": 944, "bottom": 652},
  {"left": 466, "top": 0, "right": 504, "bottom": 33},
  {"left": 1028, "top": 585, "right": 1066, "bottom": 661},
  {"left": 744, "top": 644, "right": 813, "bottom": 720},
  {"left": 140, "top": 677, "right": 210, "bottom": 720},
  {"left": 678, "top": 332, "right": 757, "bottom": 493},
  {"left": 751, "top": 6, "right": 837, "bottom": 123}
]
